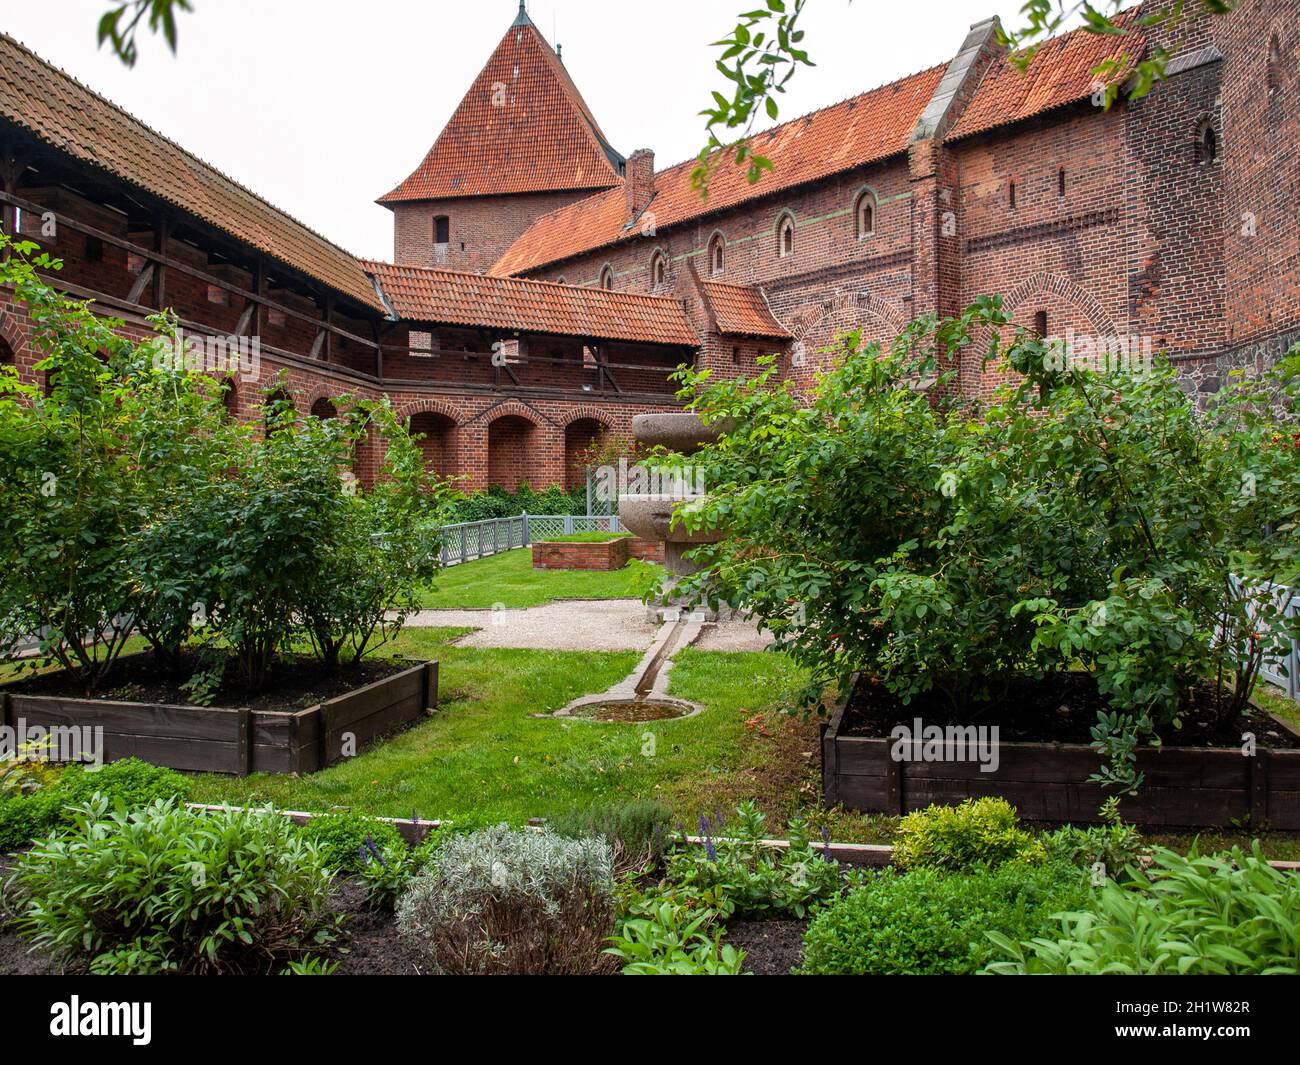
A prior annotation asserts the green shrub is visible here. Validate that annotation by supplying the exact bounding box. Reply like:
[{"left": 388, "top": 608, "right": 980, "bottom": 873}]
[
  {"left": 55, "top": 758, "right": 189, "bottom": 811},
  {"left": 986, "top": 844, "right": 1300, "bottom": 974},
  {"left": 4, "top": 798, "right": 339, "bottom": 974},
  {"left": 892, "top": 797, "right": 1043, "bottom": 872},
  {"left": 667, "top": 802, "right": 849, "bottom": 919},
  {"left": 0, "top": 789, "right": 63, "bottom": 852},
  {"left": 299, "top": 811, "right": 404, "bottom": 874},
  {"left": 671, "top": 306, "right": 1300, "bottom": 793},
  {"left": 396, "top": 824, "right": 617, "bottom": 975},
  {"left": 0, "top": 758, "right": 189, "bottom": 852},
  {"left": 548, "top": 800, "right": 673, "bottom": 869},
  {"left": 1043, "top": 797, "right": 1147, "bottom": 882},
  {"left": 446, "top": 483, "right": 586, "bottom": 523},
  {"left": 358, "top": 826, "right": 454, "bottom": 912},
  {"left": 605, "top": 882, "right": 746, "bottom": 975},
  {"left": 800, "top": 860, "right": 1087, "bottom": 975}
]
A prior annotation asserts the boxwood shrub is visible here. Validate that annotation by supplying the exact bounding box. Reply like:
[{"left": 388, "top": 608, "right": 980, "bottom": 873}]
[
  {"left": 0, "top": 758, "right": 189, "bottom": 852},
  {"left": 892, "top": 797, "right": 1043, "bottom": 872},
  {"left": 800, "top": 860, "right": 1087, "bottom": 975}
]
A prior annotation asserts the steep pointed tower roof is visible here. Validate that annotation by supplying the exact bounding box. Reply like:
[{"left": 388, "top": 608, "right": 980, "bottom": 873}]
[{"left": 379, "top": 2, "right": 625, "bottom": 204}]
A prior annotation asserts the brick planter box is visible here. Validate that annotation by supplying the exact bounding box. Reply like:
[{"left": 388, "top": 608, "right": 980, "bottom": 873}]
[
  {"left": 532, "top": 537, "right": 631, "bottom": 571},
  {"left": 821, "top": 673, "right": 1300, "bottom": 829},
  {"left": 627, "top": 537, "right": 665, "bottom": 563},
  {"left": 0, "top": 661, "right": 438, "bottom": 776}
]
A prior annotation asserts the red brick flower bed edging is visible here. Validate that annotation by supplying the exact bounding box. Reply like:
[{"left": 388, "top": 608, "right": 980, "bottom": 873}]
[
  {"left": 532, "top": 537, "right": 630, "bottom": 570},
  {"left": 821, "top": 673, "right": 1300, "bottom": 830},
  {"left": 1, "top": 661, "right": 438, "bottom": 776}
]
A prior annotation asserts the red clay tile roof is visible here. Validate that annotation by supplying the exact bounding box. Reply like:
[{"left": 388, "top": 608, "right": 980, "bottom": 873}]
[
  {"left": 946, "top": 14, "right": 1147, "bottom": 141},
  {"left": 364, "top": 261, "right": 698, "bottom": 346},
  {"left": 700, "top": 281, "right": 790, "bottom": 339},
  {"left": 379, "top": 14, "right": 623, "bottom": 203},
  {"left": 0, "top": 33, "right": 382, "bottom": 313},
  {"left": 490, "top": 63, "right": 945, "bottom": 276}
]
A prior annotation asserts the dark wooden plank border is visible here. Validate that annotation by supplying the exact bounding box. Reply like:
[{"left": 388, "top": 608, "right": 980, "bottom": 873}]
[
  {"left": 823, "top": 674, "right": 1300, "bottom": 829},
  {"left": 3, "top": 661, "right": 435, "bottom": 777}
]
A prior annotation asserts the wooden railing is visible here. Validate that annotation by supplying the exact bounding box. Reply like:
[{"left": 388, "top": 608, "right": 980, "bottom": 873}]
[{"left": 0, "top": 189, "right": 693, "bottom": 400}]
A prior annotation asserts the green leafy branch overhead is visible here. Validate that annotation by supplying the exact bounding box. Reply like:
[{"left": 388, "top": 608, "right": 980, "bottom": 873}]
[{"left": 693, "top": 0, "right": 1237, "bottom": 196}]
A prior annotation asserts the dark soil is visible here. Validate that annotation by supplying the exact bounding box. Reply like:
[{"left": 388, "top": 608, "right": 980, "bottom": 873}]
[
  {"left": 572, "top": 700, "right": 693, "bottom": 722},
  {"left": 727, "top": 919, "right": 807, "bottom": 976},
  {"left": 329, "top": 877, "right": 427, "bottom": 975},
  {"left": 6, "top": 650, "right": 410, "bottom": 713},
  {"left": 0, "top": 853, "right": 81, "bottom": 975},
  {"left": 841, "top": 672, "right": 1300, "bottom": 750}
]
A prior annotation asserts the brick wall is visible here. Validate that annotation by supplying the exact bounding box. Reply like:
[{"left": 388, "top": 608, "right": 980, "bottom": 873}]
[
  {"left": 392, "top": 189, "right": 598, "bottom": 274},
  {"left": 513, "top": 1, "right": 1300, "bottom": 399}
]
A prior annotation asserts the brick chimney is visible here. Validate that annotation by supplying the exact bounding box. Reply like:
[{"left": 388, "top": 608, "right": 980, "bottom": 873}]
[{"left": 624, "top": 148, "right": 655, "bottom": 222}]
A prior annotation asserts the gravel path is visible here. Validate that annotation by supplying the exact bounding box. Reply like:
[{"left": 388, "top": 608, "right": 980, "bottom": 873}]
[{"left": 402, "top": 598, "right": 774, "bottom": 653}]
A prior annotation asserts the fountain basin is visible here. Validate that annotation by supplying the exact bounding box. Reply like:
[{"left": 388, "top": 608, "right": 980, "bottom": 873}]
[
  {"left": 553, "top": 696, "right": 702, "bottom": 723},
  {"left": 618, "top": 493, "right": 723, "bottom": 544},
  {"left": 630, "top": 412, "right": 727, "bottom": 455}
]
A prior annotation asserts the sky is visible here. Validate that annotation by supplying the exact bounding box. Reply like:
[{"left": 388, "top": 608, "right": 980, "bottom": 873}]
[{"left": 0, "top": 0, "right": 1059, "bottom": 260}]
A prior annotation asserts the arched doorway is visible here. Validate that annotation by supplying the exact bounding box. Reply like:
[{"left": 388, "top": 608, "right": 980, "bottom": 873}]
[
  {"left": 487, "top": 414, "right": 538, "bottom": 491},
  {"left": 409, "top": 411, "right": 457, "bottom": 480},
  {"left": 564, "top": 417, "right": 607, "bottom": 492}
]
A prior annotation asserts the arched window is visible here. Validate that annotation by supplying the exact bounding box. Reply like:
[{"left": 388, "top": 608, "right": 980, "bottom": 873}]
[
  {"left": 221, "top": 377, "right": 238, "bottom": 421},
  {"left": 650, "top": 250, "right": 667, "bottom": 288},
  {"left": 1008, "top": 181, "right": 1017, "bottom": 210},
  {"left": 855, "top": 191, "right": 876, "bottom": 238},
  {"left": 1268, "top": 35, "right": 1282, "bottom": 97},
  {"left": 1196, "top": 118, "right": 1218, "bottom": 164},
  {"left": 708, "top": 233, "right": 725, "bottom": 276},
  {"left": 310, "top": 397, "right": 339, "bottom": 421},
  {"left": 555, "top": 276, "right": 568, "bottom": 285},
  {"left": 433, "top": 216, "right": 450, "bottom": 244},
  {"left": 777, "top": 213, "right": 795, "bottom": 258},
  {"left": 598, "top": 264, "right": 615, "bottom": 290}
]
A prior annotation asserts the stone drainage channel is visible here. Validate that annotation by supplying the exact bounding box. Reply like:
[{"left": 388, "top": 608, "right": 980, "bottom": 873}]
[{"left": 546, "top": 612, "right": 707, "bottom": 723}]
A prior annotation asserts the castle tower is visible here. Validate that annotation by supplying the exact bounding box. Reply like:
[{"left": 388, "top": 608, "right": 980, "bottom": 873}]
[{"left": 378, "top": 1, "right": 625, "bottom": 274}]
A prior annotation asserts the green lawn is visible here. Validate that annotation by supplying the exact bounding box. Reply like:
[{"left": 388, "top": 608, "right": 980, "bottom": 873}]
[
  {"left": 185, "top": 630, "right": 1300, "bottom": 858},
  {"left": 418, "top": 547, "right": 662, "bottom": 608},
  {"left": 1253, "top": 681, "right": 1300, "bottom": 729},
  {"left": 187, "top": 627, "right": 811, "bottom": 828}
]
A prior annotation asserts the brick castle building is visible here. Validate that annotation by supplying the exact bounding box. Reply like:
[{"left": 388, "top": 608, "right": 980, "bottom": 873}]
[{"left": 0, "top": 0, "right": 1296, "bottom": 490}]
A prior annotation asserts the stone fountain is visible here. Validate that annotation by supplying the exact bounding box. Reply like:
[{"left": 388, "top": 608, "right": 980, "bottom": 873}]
[{"left": 617, "top": 412, "right": 724, "bottom": 581}]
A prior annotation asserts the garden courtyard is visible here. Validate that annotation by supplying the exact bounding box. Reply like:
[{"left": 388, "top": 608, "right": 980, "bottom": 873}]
[
  {"left": 179, "top": 549, "right": 1300, "bottom": 859},
  {"left": 3, "top": 252, "right": 1300, "bottom": 979}
]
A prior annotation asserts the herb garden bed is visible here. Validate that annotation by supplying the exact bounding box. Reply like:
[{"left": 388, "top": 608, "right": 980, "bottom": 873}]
[
  {"left": 0, "top": 655, "right": 439, "bottom": 776},
  {"left": 822, "top": 673, "right": 1300, "bottom": 829}
]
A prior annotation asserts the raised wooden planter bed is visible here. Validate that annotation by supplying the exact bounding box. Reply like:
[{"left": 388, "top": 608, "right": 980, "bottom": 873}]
[
  {"left": 0, "top": 660, "right": 438, "bottom": 776},
  {"left": 821, "top": 673, "right": 1300, "bottom": 829},
  {"left": 532, "top": 536, "right": 630, "bottom": 571}
]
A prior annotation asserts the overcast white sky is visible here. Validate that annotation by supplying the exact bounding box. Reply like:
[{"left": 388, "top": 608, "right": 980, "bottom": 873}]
[{"left": 0, "top": 1, "right": 1065, "bottom": 260}]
